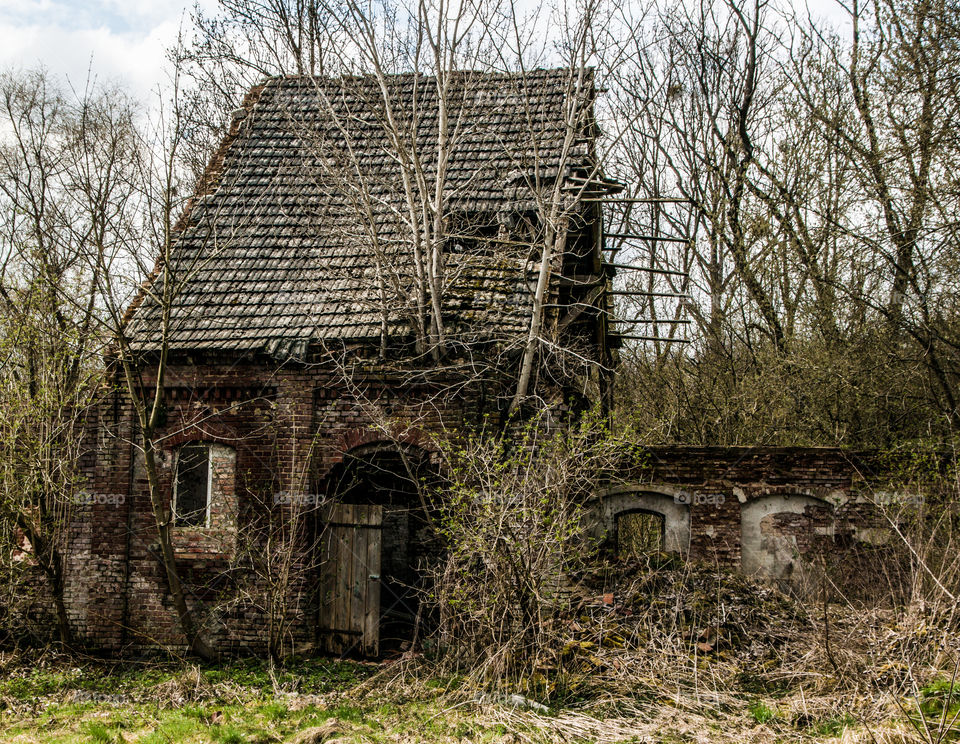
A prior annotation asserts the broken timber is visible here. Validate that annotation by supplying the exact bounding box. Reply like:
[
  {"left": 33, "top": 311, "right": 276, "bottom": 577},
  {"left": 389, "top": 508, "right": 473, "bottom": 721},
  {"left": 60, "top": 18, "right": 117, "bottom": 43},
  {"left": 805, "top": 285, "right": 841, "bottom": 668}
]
[
  {"left": 604, "top": 233, "right": 689, "bottom": 243},
  {"left": 603, "top": 263, "right": 687, "bottom": 277}
]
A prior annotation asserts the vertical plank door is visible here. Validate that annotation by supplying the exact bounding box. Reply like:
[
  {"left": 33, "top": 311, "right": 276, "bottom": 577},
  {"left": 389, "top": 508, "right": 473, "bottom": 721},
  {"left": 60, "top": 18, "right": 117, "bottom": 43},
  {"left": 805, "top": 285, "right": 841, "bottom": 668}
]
[{"left": 317, "top": 503, "right": 382, "bottom": 657}]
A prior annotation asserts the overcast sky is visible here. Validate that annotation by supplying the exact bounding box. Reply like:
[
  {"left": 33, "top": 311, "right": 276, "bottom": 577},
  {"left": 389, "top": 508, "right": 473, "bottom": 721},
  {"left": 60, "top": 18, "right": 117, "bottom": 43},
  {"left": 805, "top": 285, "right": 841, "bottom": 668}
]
[
  {"left": 0, "top": 0, "right": 850, "bottom": 105},
  {"left": 0, "top": 0, "right": 212, "bottom": 101}
]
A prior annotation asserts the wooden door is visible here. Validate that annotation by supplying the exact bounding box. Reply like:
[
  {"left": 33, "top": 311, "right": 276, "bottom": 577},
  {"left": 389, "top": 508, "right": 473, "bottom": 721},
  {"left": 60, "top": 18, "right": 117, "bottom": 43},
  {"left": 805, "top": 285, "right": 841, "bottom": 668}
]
[{"left": 317, "top": 503, "right": 382, "bottom": 656}]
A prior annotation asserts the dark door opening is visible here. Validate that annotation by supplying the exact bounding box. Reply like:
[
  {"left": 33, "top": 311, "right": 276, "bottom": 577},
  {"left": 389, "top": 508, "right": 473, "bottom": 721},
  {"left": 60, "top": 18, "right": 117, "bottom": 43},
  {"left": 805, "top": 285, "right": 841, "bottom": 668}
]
[{"left": 322, "top": 445, "right": 431, "bottom": 656}]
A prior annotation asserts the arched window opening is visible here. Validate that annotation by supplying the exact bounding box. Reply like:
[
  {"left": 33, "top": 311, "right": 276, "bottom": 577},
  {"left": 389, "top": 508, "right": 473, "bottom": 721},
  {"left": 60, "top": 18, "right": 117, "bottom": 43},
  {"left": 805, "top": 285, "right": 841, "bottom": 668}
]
[{"left": 617, "top": 510, "right": 665, "bottom": 559}]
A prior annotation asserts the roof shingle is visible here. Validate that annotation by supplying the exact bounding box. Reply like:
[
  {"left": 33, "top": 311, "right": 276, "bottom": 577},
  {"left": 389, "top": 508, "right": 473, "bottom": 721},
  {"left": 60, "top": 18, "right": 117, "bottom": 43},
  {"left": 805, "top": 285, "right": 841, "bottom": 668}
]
[{"left": 128, "top": 69, "right": 593, "bottom": 357}]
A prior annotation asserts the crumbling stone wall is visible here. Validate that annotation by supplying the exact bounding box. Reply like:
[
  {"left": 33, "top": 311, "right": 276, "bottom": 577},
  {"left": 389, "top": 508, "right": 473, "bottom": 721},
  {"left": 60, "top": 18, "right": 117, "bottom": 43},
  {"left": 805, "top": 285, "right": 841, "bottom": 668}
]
[{"left": 741, "top": 495, "right": 836, "bottom": 579}]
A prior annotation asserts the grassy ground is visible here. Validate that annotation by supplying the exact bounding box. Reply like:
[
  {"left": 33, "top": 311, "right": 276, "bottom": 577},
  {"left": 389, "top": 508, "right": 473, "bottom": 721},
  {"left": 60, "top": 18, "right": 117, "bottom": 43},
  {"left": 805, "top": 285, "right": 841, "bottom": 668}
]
[
  {"left": 2, "top": 563, "right": 957, "bottom": 743},
  {"left": 0, "top": 650, "right": 954, "bottom": 744}
]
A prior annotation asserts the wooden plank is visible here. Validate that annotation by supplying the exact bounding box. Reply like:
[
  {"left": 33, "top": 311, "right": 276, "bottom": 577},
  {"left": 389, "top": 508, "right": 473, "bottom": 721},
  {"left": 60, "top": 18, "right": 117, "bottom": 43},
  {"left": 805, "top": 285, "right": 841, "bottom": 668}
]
[
  {"left": 319, "top": 506, "right": 337, "bottom": 651},
  {"left": 350, "top": 518, "right": 366, "bottom": 653},
  {"left": 316, "top": 528, "right": 327, "bottom": 648},
  {"left": 615, "top": 318, "right": 692, "bottom": 325},
  {"left": 365, "top": 505, "right": 382, "bottom": 657},
  {"left": 355, "top": 505, "right": 370, "bottom": 656},
  {"left": 609, "top": 290, "right": 689, "bottom": 298},
  {"left": 604, "top": 232, "right": 689, "bottom": 242},
  {"left": 603, "top": 262, "right": 688, "bottom": 277},
  {"left": 351, "top": 505, "right": 364, "bottom": 655},
  {"left": 339, "top": 503, "right": 354, "bottom": 654},
  {"left": 618, "top": 335, "right": 692, "bottom": 342},
  {"left": 315, "top": 503, "right": 383, "bottom": 657},
  {"left": 328, "top": 506, "right": 342, "bottom": 654}
]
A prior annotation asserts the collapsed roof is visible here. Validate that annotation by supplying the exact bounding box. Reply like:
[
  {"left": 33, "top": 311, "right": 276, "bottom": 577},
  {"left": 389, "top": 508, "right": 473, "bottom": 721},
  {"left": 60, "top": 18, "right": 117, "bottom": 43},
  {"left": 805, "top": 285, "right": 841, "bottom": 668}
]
[{"left": 126, "top": 69, "right": 597, "bottom": 360}]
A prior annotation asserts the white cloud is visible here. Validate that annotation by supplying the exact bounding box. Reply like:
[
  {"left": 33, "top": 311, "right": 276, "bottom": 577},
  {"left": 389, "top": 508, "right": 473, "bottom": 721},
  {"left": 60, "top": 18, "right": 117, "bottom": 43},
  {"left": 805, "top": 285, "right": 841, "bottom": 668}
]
[
  {"left": 0, "top": 22, "right": 176, "bottom": 102},
  {"left": 0, "top": 0, "right": 200, "bottom": 105},
  {"left": 1, "top": 0, "right": 57, "bottom": 19}
]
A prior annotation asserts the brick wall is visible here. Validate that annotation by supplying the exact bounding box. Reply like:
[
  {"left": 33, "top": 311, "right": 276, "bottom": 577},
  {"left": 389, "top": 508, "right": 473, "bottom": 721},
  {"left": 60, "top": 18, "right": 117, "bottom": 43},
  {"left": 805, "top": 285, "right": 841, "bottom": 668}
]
[
  {"left": 593, "top": 446, "right": 894, "bottom": 583},
  {"left": 67, "top": 359, "right": 485, "bottom": 654},
  {"left": 67, "top": 369, "right": 913, "bottom": 654}
]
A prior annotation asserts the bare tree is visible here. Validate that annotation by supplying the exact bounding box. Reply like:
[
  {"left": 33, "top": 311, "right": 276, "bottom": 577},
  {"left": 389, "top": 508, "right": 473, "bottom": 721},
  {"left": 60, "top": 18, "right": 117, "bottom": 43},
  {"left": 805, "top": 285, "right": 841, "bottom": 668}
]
[
  {"left": 424, "top": 407, "right": 631, "bottom": 689},
  {"left": 174, "top": 0, "right": 346, "bottom": 184},
  {"left": 92, "top": 69, "right": 222, "bottom": 660},
  {"left": 0, "top": 70, "right": 140, "bottom": 645},
  {"left": 602, "top": 0, "right": 960, "bottom": 446},
  {"left": 790, "top": 0, "right": 960, "bottom": 425}
]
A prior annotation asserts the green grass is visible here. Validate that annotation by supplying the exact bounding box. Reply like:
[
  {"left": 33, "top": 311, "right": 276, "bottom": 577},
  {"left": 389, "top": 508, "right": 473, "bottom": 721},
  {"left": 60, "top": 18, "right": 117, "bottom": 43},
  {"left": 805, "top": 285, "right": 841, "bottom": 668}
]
[
  {"left": 259, "top": 702, "right": 290, "bottom": 722},
  {"left": 150, "top": 713, "right": 208, "bottom": 740},
  {"left": 80, "top": 721, "right": 123, "bottom": 744},
  {"left": 201, "top": 657, "right": 371, "bottom": 695},
  {"left": 905, "top": 678, "right": 960, "bottom": 741},
  {"left": 809, "top": 713, "right": 856, "bottom": 737},
  {"left": 210, "top": 724, "right": 247, "bottom": 744},
  {"left": 1, "top": 653, "right": 950, "bottom": 744},
  {"left": 918, "top": 678, "right": 960, "bottom": 720},
  {"left": 748, "top": 699, "right": 777, "bottom": 724}
]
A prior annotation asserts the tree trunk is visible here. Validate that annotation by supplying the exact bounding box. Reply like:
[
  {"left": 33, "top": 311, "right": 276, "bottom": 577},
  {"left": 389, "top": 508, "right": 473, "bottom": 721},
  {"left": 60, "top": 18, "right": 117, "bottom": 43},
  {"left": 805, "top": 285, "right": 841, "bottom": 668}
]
[
  {"left": 142, "top": 441, "right": 216, "bottom": 661},
  {"left": 511, "top": 222, "right": 569, "bottom": 414},
  {"left": 17, "top": 518, "right": 73, "bottom": 647}
]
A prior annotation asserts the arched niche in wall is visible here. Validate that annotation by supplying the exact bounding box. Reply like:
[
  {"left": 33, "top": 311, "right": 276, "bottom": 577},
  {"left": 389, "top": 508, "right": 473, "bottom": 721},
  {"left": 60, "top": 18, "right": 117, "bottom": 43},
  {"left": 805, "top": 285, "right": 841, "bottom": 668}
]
[
  {"left": 740, "top": 494, "right": 835, "bottom": 580},
  {"left": 589, "top": 487, "right": 691, "bottom": 557}
]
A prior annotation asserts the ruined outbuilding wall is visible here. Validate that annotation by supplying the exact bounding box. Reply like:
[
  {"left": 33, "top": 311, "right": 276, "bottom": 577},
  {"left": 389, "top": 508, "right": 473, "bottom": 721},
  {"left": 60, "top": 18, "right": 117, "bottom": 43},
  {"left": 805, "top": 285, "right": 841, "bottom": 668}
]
[
  {"left": 588, "top": 447, "right": 899, "bottom": 587},
  {"left": 69, "top": 387, "right": 921, "bottom": 654}
]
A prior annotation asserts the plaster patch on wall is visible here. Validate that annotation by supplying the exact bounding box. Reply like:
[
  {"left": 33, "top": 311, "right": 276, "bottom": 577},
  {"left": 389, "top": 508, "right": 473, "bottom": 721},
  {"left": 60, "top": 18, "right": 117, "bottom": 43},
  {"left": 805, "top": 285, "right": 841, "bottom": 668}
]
[
  {"left": 823, "top": 489, "right": 850, "bottom": 507},
  {"left": 853, "top": 526, "right": 892, "bottom": 546}
]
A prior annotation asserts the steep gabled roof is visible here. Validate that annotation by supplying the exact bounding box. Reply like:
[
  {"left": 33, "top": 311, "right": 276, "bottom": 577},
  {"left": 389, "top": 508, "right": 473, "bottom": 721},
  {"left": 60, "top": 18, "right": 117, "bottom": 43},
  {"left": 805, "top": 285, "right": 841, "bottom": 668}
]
[{"left": 127, "top": 69, "right": 595, "bottom": 359}]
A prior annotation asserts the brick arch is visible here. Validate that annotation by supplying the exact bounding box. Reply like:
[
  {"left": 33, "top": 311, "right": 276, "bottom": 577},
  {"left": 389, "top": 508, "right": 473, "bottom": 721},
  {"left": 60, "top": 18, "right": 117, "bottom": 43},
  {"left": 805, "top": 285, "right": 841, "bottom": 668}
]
[
  {"left": 588, "top": 486, "right": 691, "bottom": 556},
  {"left": 320, "top": 428, "right": 436, "bottom": 481}
]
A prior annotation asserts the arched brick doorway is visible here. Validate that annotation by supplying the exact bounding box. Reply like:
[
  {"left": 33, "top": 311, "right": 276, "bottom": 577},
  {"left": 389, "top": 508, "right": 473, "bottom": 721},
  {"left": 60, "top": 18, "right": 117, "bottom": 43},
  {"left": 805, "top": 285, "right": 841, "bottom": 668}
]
[
  {"left": 590, "top": 488, "right": 691, "bottom": 557},
  {"left": 320, "top": 443, "right": 433, "bottom": 656}
]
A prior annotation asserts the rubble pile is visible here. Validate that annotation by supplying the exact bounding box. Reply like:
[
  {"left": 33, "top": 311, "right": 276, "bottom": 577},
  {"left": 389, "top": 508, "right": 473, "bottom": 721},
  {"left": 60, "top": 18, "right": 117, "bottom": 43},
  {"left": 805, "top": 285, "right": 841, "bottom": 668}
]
[{"left": 556, "top": 558, "right": 812, "bottom": 674}]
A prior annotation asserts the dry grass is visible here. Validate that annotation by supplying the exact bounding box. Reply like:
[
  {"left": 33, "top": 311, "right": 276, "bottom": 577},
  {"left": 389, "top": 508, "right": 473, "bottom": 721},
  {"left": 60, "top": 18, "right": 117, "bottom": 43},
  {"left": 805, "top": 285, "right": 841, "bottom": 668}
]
[
  {"left": 391, "top": 556, "right": 959, "bottom": 743},
  {"left": 1, "top": 549, "right": 957, "bottom": 742}
]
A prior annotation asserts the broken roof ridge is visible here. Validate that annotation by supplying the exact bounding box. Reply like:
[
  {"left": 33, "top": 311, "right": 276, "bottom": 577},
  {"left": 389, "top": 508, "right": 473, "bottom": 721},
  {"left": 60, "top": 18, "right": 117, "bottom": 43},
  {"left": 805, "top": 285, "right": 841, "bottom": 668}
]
[{"left": 261, "top": 66, "right": 585, "bottom": 83}]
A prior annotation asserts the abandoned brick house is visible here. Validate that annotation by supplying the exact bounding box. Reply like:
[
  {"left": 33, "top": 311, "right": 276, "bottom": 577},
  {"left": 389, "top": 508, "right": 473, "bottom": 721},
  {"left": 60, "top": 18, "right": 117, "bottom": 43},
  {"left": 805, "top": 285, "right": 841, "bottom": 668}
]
[{"left": 62, "top": 69, "right": 893, "bottom": 657}]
